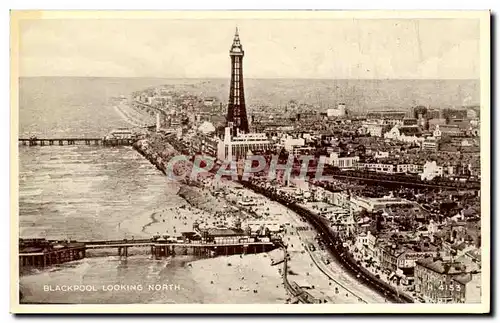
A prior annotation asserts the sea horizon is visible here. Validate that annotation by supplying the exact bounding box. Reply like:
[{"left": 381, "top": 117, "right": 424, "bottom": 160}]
[{"left": 18, "top": 75, "right": 481, "bottom": 82}]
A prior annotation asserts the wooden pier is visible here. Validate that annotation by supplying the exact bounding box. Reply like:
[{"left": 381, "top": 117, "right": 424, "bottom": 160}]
[
  {"left": 19, "top": 238, "right": 279, "bottom": 268},
  {"left": 19, "top": 241, "right": 86, "bottom": 268},
  {"left": 85, "top": 240, "right": 277, "bottom": 259},
  {"left": 18, "top": 138, "right": 136, "bottom": 147}
]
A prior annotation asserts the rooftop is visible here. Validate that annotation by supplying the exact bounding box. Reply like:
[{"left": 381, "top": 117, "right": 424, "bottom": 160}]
[
  {"left": 398, "top": 126, "right": 422, "bottom": 136},
  {"left": 416, "top": 258, "right": 467, "bottom": 275},
  {"left": 205, "top": 228, "right": 245, "bottom": 237},
  {"left": 453, "top": 273, "right": 474, "bottom": 285}
]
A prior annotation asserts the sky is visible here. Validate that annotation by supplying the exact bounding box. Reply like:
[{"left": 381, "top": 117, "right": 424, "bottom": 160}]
[{"left": 17, "top": 18, "right": 480, "bottom": 79}]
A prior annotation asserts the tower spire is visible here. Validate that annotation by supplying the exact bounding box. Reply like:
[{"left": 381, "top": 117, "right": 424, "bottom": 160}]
[{"left": 230, "top": 27, "right": 243, "bottom": 53}]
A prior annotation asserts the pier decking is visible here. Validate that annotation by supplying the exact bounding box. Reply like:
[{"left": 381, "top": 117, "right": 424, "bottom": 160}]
[
  {"left": 18, "top": 138, "right": 136, "bottom": 146},
  {"left": 85, "top": 239, "right": 277, "bottom": 258},
  {"left": 19, "top": 238, "right": 279, "bottom": 268},
  {"left": 19, "top": 242, "right": 86, "bottom": 268}
]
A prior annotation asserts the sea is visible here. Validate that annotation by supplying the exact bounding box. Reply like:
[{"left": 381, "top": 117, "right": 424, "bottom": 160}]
[
  {"left": 17, "top": 76, "right": 479, "bottom": 304},
  {"left": 18, "top": 77, "right": 210, "bottom": 304}
]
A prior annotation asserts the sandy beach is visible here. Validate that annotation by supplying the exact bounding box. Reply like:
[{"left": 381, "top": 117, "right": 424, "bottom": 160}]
[
  {"left": 119, "top": 182, "right": 243, "bottom": 239},
  {"left": 188, "top": 253, "right": 287, "bottom": 303},
  {"left": 114, "top": 171, "right": 294, "bottom": 303}
]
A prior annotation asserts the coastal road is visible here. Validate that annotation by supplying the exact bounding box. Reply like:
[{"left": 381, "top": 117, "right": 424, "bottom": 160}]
[
  {"left": 225, "top": 183, "right": 373, "bottom": 303},
  {"left": 242, "top": 181, "right": 412, "bottom": 303},
  {"left": 282, "top": 212, "right": 372, "bottom": 303},
  {"left": 303, "top": 243, "right": 368, "bottom": 303},
  {"left": 275, "top": 204, "right": 384, "bottom": 303},
  {"left": 292, "top": 203, "right": 413, "bottom": 303}
]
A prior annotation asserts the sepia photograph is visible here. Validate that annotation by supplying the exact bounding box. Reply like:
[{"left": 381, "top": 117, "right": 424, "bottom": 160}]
[{"left": 10, "top": 10, "right": 490, "bottom": 314}]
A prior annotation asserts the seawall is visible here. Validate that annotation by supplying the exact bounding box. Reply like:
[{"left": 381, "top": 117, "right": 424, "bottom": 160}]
[{"left": 133, "top": 139, "right": 167, "bottom": 176}]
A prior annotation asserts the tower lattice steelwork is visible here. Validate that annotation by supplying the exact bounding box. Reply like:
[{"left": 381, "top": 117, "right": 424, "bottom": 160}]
[{"left": 226, "top": 28, "right": 249, "bottom": 135}]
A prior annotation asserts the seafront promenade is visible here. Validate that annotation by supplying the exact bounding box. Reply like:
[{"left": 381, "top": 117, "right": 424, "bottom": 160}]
[
  {"left": 132, "top": 131, "right": 399, "bottom": 303},
  {"left": 242, "top": 179, "right": 414, "bottom": 303}
]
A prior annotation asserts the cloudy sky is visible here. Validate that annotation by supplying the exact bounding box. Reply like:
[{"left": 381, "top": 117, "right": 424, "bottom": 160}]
[{"left": 18, "top": 17, "right": 480, "bottom": 79}]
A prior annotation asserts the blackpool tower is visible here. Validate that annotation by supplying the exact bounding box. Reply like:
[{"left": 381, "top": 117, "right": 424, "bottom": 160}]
[{"left": 226, "top": 27, "right": 249, "bottom": 135}]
